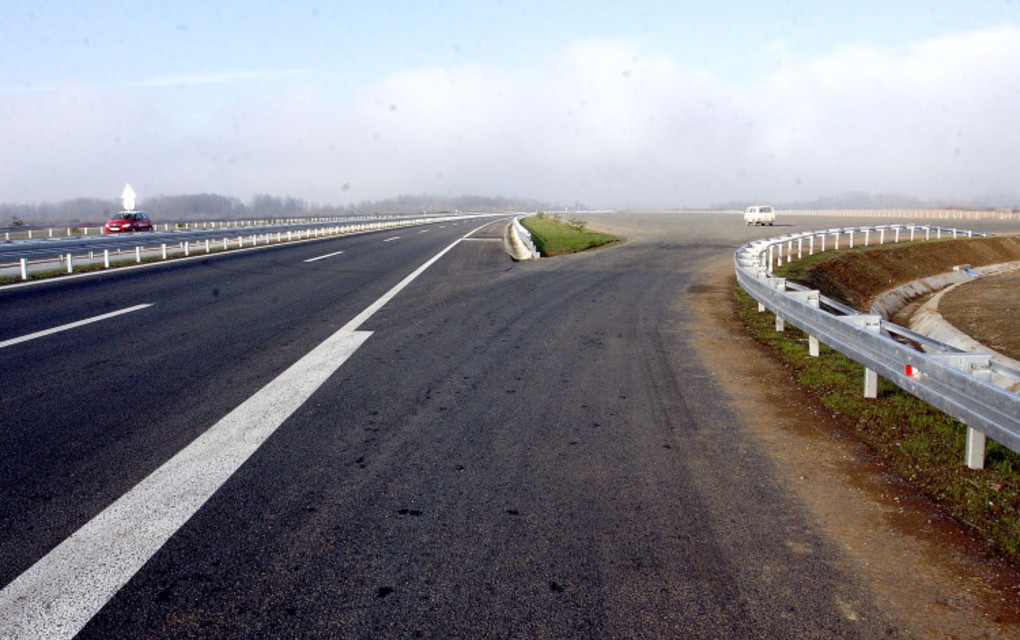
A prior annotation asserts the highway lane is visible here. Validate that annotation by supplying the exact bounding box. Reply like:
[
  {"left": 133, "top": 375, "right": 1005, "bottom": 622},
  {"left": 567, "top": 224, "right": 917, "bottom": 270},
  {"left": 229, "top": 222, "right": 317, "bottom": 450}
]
[
  {"left": 10, "top": 211, "right": 1012, "bottom": 637},
  {"left": 0, "top": 219, "right": 490, "bottom": 594},
  {"left": 2, "top": 212, "right": 908, "bottom": 638}
]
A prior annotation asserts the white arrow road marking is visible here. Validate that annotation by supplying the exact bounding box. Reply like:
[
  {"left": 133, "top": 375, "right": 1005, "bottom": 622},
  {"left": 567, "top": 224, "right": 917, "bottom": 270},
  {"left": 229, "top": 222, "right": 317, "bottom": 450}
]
[
  {"left": 0, "top": 304, "right": 154, "bottom": 350},
  {"left": 0, "top": 221, "right": 496, "bottom": 640}
]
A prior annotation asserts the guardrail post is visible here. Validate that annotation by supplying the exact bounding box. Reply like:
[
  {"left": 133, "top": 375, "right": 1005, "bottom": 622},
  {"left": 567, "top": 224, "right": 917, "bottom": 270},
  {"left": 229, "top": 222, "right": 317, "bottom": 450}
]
[
  {"left": 136, "top": 246, "right": 142, "bottom": 263},
  {"left": 766, "top": 278, "right": 787, "bottom": 331},
  {"left": 162, "top": 244, "right": 167, "bottom": 260},
  {"left": 844, "top": 315, "right": 882, "bottom": 397},
  {"left": 66, "top": 254, "right": 73, "bottom": 273},
  {"left": 932, "top": 354, "right": 993, "bottom": 469},
  {"left": 20, "top": 258, "right": 28, "bottom": 280},
  {"left": 103, "top": 250, "right": 110, "bottom": 269},
  {"left": 789, "top": 290, "right": 821, "bottom": 356}
]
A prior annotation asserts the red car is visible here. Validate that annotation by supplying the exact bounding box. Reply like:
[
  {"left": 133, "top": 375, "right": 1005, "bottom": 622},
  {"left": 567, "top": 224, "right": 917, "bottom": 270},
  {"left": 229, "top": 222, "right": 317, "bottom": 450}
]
[{"left": 104, "top": 211, "right": 154, "bottom": 233}]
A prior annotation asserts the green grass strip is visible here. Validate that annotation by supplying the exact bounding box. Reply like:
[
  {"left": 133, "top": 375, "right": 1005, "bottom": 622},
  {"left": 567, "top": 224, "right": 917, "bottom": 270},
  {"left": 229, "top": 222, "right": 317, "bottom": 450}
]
[{"left": 520, "top": 213, "right": 620, "bottom": 256}]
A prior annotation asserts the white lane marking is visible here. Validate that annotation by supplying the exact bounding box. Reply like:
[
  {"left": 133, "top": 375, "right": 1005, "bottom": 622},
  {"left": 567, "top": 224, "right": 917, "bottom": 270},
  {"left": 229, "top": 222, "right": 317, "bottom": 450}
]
[
  {"left": 418, "top": 230, "right": 429, "bottom": 233},
  {"left": 383, "top": 236, "right": 400, "bottom": 242},
  {"left": 0, "top": 220, "right": 496, "bottom": 640},
  {"left": 0, "top": 304, "right": 153, "bottom": 350},
  {"left": 303, "top": 250, "right": 345, "bottom": 263},
  {"left": 0, "top": 330, "right": 372, "bottom": 640}
]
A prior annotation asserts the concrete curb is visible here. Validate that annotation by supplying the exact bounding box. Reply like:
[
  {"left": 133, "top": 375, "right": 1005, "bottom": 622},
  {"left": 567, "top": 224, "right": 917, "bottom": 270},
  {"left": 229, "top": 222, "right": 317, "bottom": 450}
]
[
  {"left": 504, "top": 217, "right": 540, "bottom": 261},
  {"left": 870, "top": 261, "right": 1020, "bottom": 392}
]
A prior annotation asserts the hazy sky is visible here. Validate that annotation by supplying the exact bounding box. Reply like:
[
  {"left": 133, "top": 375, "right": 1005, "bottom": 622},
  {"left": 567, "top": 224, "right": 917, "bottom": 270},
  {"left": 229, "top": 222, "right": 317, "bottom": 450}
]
[{"left": 2, "top": 1, "right": 1019, "bottom": 208}]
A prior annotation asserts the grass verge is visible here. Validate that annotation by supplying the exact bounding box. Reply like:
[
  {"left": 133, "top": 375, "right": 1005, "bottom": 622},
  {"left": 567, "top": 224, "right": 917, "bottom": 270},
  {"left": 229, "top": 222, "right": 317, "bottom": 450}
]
[
  {"left": 734, "top": 284, "right": 1020, "bottom": 565},
  {"left": 520, "top": 213, "right": 620, "bottom": 256}
]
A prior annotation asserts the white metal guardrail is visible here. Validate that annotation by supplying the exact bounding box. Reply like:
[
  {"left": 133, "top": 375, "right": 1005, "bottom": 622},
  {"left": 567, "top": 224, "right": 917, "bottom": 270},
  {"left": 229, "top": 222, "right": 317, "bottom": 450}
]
[
  {"left": 0, "top": 213, "right": 434, "bottom": 241},
  {"left": 511, "top": 216, "right": 540, "bottom": 260},
  {"left": 1, "top": 214, "right": 490, "bottom": 281},
  {"left": 735, "top": 224, "right": 1020, "bottom": 469}
]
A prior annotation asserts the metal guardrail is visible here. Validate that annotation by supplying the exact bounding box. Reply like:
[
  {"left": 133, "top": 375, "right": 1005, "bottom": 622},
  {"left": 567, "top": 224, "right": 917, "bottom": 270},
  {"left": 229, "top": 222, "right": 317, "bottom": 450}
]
[
  {"left": 0, "top": 213, "right": 437, "bottom": 242},
  {"left": 735, "top": 224, "right": 1020, "bottom": 469},
  {"left": 511, "top": 216, "right": 540, "bottom": 259},
  {"left": 1, "top": 214, "right": 493, "bottom": 282}
]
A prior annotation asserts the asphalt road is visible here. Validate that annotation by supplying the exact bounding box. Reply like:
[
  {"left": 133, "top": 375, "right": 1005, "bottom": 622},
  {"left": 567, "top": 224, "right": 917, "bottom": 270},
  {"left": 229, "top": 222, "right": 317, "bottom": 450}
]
[{"left": 2, "top": 211, "right": 1005, "bottom": 638}]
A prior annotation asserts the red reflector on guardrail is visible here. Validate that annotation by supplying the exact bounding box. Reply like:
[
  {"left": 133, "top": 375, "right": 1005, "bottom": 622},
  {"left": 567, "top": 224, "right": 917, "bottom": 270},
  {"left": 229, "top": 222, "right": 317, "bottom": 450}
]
[{"left": 905, "top": 365, "right": 921, "bottom": 378}]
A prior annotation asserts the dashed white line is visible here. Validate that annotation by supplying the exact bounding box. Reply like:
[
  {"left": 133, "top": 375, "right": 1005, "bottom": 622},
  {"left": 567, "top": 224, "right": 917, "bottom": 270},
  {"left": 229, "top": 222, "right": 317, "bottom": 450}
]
[
  {"left": 303, "top": 250, "right": 345, "bottom": 263},
  {"left": 0, "top": 304, "right": 154, "bottom": 350},
  {"left": 383, "top": 236, "right": 400, "bottom": 242},
  {"left": 0, "top": 220, "right": 497, "bottom": 640}
]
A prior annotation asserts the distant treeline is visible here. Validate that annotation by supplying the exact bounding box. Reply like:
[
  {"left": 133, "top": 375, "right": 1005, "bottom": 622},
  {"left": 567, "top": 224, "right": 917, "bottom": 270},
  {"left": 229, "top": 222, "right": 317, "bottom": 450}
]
[{"left": 1, "top": 193, "right": 555, "bottom": 225}]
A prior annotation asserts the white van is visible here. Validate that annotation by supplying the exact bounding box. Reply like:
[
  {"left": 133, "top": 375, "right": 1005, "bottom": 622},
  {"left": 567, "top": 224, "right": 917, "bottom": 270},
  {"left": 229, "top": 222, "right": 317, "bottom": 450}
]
[{"left": 743, "top": 205, "right": 776, "bottom": 226}]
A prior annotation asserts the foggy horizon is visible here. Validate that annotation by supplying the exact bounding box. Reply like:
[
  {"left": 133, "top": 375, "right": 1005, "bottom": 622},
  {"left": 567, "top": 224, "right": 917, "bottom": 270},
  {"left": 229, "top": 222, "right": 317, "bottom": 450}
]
[{"left": 3, "top": 3, "right": 1018, "bottom": 210}]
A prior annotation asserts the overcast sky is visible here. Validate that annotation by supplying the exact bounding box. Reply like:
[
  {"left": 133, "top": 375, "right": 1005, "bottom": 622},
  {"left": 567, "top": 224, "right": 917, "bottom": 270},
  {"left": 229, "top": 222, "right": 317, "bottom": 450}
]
[{"left": 2, "top": 1, "right": 1019, "bottom": 208}]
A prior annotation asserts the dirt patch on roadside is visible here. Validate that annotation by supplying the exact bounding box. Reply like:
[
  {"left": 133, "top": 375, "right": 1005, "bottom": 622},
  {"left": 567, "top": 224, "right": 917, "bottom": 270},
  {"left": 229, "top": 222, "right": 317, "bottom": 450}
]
[
  {"left": 939, "top": 274, "right": 1020, "bottom": 361},
  {"left": 688, "top": 255, "right": 1020, "bottom": 639},
  {"left": 795, "top": 235, "right": 1020, "bottom": 309}
]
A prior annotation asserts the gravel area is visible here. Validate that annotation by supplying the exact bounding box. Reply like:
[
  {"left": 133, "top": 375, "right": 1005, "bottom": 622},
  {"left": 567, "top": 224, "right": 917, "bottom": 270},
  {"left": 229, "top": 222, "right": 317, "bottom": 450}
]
[{"left": 939, "top": 273, "right": 1020, "bottom": 361}]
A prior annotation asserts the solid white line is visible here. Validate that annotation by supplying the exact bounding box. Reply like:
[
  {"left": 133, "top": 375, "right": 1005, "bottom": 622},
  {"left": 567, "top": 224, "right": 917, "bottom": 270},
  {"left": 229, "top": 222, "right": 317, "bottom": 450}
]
[
  {"left": 0, "top": 330, "right": 373, "bottom": 640},
  {"left": 303, "top": 250, "right": 345, "bottom": 263},
  {"left": 383, "top": 236, "right": 400, "bottom": 242},
  {"left": 0, "top": 304, "right": 154, "bottom": 350},
  {"left": 0, "top": 220, "right": 496, "bottom": 639}
]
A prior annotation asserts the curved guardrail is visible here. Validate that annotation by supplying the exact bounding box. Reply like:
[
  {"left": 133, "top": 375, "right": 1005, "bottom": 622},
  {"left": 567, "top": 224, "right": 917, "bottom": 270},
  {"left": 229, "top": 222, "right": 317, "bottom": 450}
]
[
  {"left": 735, "top": 224, "right": 1020, "bottom": 469},
  {"left": 509, "top": 216, "right": 540, "bottom": 260}
]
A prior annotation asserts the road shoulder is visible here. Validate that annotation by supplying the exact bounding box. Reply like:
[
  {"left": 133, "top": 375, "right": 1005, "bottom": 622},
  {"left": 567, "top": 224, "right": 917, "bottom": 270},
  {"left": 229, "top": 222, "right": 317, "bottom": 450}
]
[{"left": 689, "top": 254, "right": 1020, "bottom": 639}]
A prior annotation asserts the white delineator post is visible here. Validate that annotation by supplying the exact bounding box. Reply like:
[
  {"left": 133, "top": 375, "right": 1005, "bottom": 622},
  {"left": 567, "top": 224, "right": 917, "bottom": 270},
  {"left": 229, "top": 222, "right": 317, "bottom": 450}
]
[
  {"left": 789, "top": 290, "right": 821, "bottom": 356},
  {"left": 932, "top": 353, "right": 993, "bottom": 469},
  {"left": 844, "top": 315, "right": 882, "bottom": 398}
]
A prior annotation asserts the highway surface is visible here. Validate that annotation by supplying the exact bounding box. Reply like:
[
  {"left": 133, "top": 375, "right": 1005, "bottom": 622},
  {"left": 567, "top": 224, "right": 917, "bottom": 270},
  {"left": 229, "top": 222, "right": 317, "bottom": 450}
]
[{"left": 0, "top": 212, "right": 1014, "bottom": 638}]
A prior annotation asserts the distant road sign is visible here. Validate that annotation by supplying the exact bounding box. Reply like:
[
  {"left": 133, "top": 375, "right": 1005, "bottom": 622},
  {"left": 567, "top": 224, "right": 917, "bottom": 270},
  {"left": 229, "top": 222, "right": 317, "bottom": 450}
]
[{"left": 121, "top": 183, "right": 137, "bottom": 211}]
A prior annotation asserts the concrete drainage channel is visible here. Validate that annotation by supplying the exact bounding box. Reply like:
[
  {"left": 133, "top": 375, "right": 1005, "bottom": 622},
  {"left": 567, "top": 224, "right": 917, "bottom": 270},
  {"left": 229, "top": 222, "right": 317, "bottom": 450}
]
[
  {"left": 871, "top": 261, "right": 1020, "bottom": 392},
  {"left": 736, "top": 224, "right": 1020, "bottom": 470}
]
